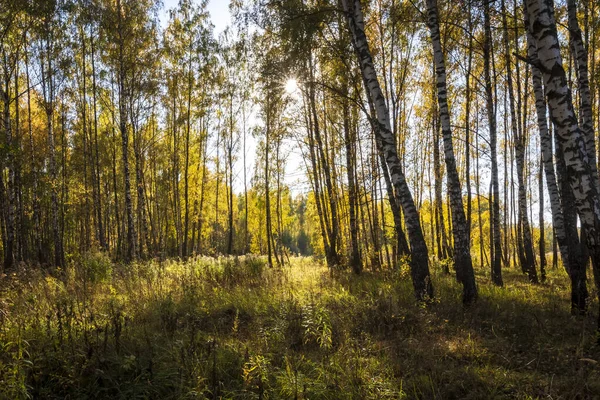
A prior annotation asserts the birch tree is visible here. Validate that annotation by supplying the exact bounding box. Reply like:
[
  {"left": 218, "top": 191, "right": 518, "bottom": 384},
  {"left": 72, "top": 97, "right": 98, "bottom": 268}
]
[
  {"left": 525, "top": 0, "right": 600, "bottom": 327},
  {"left": 342, "top": 0, "right": 433, "bottom": 300},
  {"left": 425, "top": 0, "right": 477, "bottom": 303}
]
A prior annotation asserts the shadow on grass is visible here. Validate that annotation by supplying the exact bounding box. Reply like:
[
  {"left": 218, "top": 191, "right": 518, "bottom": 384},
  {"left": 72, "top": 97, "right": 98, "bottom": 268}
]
[
  {"left": 330, "top": 265, "right": 600, "bottom": 399},
  {"left": 1, "top": 257, "right": 599, "bottom": 399}
]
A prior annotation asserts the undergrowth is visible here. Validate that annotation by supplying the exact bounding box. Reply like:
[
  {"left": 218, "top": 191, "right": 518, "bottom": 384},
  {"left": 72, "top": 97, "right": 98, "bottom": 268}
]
[{"left": 0, "top": 255, "right": 599, "bottom": 399}]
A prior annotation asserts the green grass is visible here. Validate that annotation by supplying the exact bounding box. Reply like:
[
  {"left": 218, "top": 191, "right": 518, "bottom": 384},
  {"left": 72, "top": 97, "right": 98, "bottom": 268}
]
[{"left": 0, "top": 255, "right": 599, "bottom": 399}]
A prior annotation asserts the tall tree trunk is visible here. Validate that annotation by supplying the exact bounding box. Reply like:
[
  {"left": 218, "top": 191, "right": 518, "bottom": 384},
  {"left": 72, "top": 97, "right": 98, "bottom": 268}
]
[
  {"left": 243, "top": 103, "right": 249, "bottom": 253},
  {"left": 343, "top": 0, "right": 433, "bottom": 301},
  {"left": 80, "top": 26, "right": 91, "bottom": 252},
  {"left": 465, "top": 1, "right": 473, "bottom": 241},
  {"left": 13, "top": 50, "right": 24, "bottom": 262},
  {"left": 539, "top": 153, "right": 546, "bottom": 282},
  {"left": 197, "top": 128, "right": 208, "bottom": 254},
  {"left": 227, "top": 92, "right": 234, "bottom": 255},
  {"left": 426, "top": 0, "right": 478, "bottom": 303},
  {"left": 39, "top": 22, "right": 65, "bottom": 268},
  {"left": 526, "top": 0, "right": 600, "bottom": 329},
  {"left": 172, "top": 75, "right": 182, "bottom": 256},
  {"left": 502, "top": 0, "right": 537, "bottom": 282},
  {"left": 183, "top": 57, "right": 193, "bottom": 257},
  {"left": 343, "top": 84, "right": 361, "bottom": 273},
  {"left": 303, "top": 75, "right": 334, "bottom": 268},
  {"left": 132, "top": 117, "right": 148, "bottom": 259},
  {"left": 475, "top": 111, "right": 488, "bottom": 269},
  {"left": 265, "top": 96, "right": 274, "bottom": 268},
  {"left": 25, "top": 47, "right": 42, "bottom": 261},
  {"left": 117, "top": 0, "right": 136, "bottom": 261},
  {"left": 567, "top": 0, "right": 597, "bottom": 191},
  {"left": 308, "top": 58, "right": 340, "bottom": 267},
  {"left": 432, "top": 83, "right": 448, "bottom": 265},
  {"left": 484, "top": 0, "right": 503, "bottom": 286},
  {"left": 1, "top": 78, "right": 15, "bottom": 269},
  {"left": 90, "top": 28, "right": 106, "bottom": 251},
  {"left": 526, "top": 25, "right": 586, "bottom": 311}
]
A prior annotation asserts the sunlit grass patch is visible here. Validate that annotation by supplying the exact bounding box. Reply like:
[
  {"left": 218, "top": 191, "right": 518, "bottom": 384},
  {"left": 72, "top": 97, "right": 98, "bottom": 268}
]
[{"left": 0, "top": 256, "right": 598, "bottom": 399}]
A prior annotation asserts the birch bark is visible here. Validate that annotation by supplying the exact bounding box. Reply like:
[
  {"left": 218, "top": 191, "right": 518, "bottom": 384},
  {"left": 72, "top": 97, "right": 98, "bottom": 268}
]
[
  {"left": 425, "top": 0, "right": 477, "bottom": 303},
  {"left": 343, "top": 0, "right": 433, "bottom": 300}
]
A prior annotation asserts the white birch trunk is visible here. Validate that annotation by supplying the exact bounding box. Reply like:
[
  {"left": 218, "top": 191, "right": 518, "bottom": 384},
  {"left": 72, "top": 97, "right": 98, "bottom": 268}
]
[{"left": 342, "top": 0, "right": 433, "bottom": 300}]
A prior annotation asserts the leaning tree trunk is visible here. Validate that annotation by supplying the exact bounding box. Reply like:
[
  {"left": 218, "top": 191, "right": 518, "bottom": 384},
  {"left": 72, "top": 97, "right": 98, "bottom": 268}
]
[
  {"left": 363, "top": 89, "right": 410, "bottom": 264},
  {"left": 425, "top": 0, "right": 477, "bottom": 304},
  {"left": 525, "top": 0, "right": 600, "bottom": 331},
  {"left": 342, "top": 0, "right": 433, "bottom": 301}
]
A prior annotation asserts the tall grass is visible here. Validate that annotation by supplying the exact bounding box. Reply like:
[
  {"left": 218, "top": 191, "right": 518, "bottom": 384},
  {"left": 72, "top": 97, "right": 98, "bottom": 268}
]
[{"left": 0, "top": 255, "right": 598, "bottom": 399}]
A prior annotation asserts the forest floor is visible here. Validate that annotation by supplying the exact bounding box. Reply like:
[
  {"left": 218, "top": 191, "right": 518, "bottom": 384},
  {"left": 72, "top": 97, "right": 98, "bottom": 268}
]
[{"left": 0, "top": 254, "right": 599, "bottom": 399}]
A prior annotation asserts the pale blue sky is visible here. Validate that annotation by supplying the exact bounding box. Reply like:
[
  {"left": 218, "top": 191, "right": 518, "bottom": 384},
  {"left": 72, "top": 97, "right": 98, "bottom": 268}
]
[{"left": 160, "top": 0, "right": 231, "bottom": 34}]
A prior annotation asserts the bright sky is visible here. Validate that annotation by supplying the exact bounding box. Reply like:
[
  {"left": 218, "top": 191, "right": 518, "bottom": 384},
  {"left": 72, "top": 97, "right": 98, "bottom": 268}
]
[
  {"left": 159, "top": 1, "right": 309, "bottom": 195},
  {"left": 206, "top": 0, "right": 231, "bottom": 34},
  {"left": 161, "top": 0, "right": 231, "bottom": 34}
]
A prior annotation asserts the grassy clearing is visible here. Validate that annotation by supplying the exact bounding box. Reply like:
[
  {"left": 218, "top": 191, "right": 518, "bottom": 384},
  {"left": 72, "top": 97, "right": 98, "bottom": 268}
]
[{"left": 0, "top": 255, "right": 599, "bottom": 399}]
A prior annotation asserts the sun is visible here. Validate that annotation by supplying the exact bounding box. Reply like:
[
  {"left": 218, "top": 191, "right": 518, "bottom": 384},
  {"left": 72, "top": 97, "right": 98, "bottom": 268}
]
[{"left": 285, "top": 78, "right": 298, "bottom": 94}]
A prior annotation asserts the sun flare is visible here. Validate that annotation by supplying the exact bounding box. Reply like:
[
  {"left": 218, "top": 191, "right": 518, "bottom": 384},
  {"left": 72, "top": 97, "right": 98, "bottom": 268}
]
[{"left": 285, "top": 78, "right": 298, "bottom": 94}]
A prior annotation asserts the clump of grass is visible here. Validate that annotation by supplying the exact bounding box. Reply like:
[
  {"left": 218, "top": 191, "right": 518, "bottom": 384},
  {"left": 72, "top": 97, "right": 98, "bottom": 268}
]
[
  {"left": 77, "top": 250, "right": 113, "bottom": 284},
  {"left": 0, "top": 256, "right": 598, "bottom": 399}
]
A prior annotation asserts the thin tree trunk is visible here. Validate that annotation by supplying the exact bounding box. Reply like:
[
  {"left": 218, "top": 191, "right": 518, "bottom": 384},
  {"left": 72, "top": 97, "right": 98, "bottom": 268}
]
[
  {"left": 308, "top": 58, "right": 340, "bottom": 267},
  {"left": 40, "top": 23, "right": 65, "bottom": 268},
  {"left": 502, "top": 0, "right": 537, "bottom": 282},
  {"left": 2, "top": 77, "right": 15, "bottom": 269},
  {"left": 25, "top": 46, "right": 42, "bottom": 261},
  {"left": 117, "top": 0, "right": 136, "bottom": 261},
  {"left": 227, "top": 92, "right": 234, "bottom": 255},
  {"left": 465, "top": 2, "right": 473, "bottom": 240},
  {"left": 484, "top": 0, "right": 503, "bottom": 286},
  {"left": 265, "top": 95, "right": 274, "bottom": 268},
  {"left": 183, "top": 65, "right": 193, "bottom": 257},
  {"left": 242, "top": 102, "right": 249, "bottom": 253},
  {"left": 539, "top": 153, "right": 546, "bottom": 281},
  {"left": 343, "top": 85, "right": 361, "bottom": 273},
  {"left": 90, "top": 28, "right": 106, "bottom": 251}
]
